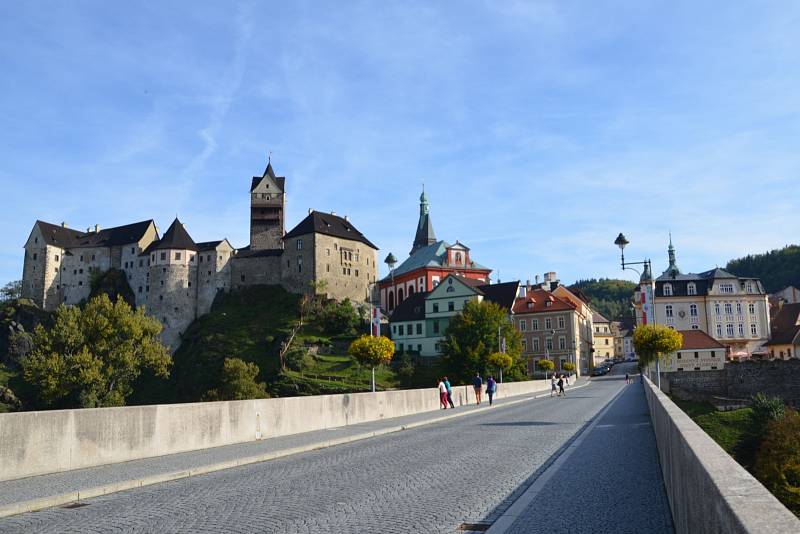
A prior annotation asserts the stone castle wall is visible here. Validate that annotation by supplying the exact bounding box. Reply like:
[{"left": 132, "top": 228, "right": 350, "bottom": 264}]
[
  {"left": 666, "top": 359, "right": 800, "bottom": 407},
  {"left": 197, "top": 248, "right": 233, "bottom": 316},
  {"left": 312, "top": 233, "right": 378, "bottom": 302},
  {"left": 230, "top": 255, "right": 282, "bottom": 291},
  {"left": 146, "top": 253, "right": 198, "bottom": 350}
]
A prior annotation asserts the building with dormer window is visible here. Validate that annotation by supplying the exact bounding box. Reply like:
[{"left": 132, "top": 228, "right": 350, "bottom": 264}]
[{"left": 634, "top": 236, "right": 770, "bottom": 358}]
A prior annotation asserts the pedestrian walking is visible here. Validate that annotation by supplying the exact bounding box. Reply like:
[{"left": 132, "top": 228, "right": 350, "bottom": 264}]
[
  {"left": 557, "top": 374, "right": 565, "bottom": 397},
  {"left": 438, "top": 378, "right": 449, "bottom": 409},
  {"left": 565, "top": 374, "right": 570, "bottom": 387},
  {"left": 550, "top": 373, "right": 557, "bottom": 397},
  {"left": 625, "top": 372, "right": 630, "bottom": 384},
  {"left": 443, "top": 376, "right": 455, "bottom": 408},
  {"left": 486, "top": 375, "right": 497, "bottom": 406},
  {"left": 473, "top": 373, "right": 483, "bottom": 404}
]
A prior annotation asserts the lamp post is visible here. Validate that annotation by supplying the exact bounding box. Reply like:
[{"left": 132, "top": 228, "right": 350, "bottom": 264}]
[
  {"left": 614, "top": 232, "right": 660, "bottom": 388},
  {"left": 384, "top": 252, "right": 397, "bottom": 312}
]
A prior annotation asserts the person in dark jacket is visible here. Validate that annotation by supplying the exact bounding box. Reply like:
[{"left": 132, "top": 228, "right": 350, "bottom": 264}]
[
  {"left": 486, "top": 376, "right": 497, "bottom": 405},
  {"left": 557, "top": 375, "right": 565, "bottom": 397},
  {"left": 473, "top": 373, "right": 483, "bottom": 404}
]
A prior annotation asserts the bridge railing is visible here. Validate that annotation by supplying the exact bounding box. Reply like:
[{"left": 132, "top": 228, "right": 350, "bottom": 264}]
[
  {"left": 0, "top": 377, "right": 561, "bottom": 482},
  {"left": 642, "top": 376, "right": 799, "bottom": 534}
]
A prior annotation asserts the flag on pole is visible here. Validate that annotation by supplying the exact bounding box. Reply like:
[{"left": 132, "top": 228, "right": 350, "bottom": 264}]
[{"left": 371, "top": 307, "right": 381, "bottom": 337}]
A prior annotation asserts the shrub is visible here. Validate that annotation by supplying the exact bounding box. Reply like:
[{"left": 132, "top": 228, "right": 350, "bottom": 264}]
[
  {"left": 751, "top": 393, "right": 786, "bottom": 429},
  {"left": 392, "top": 353, "right": 416, "bottom": 379},
  {"left": 537, "top": 359, "right": 555, "bottom": 372},
  {"left": 753, "top": 410, "right": 800, "bottom": 516},
  {"left": 285, "top": 347, "right": 309, "bottom": 371},
  {"left": 204, "top": 358, "right": 268, "bottom": 401},
  {"left": 562, "top": 362, "right": 576, "bottom": 372}
]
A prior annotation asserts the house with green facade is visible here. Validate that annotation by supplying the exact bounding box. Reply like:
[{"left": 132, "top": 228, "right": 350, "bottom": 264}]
[{"left": 389, "top": 274, "right": 519, "bottom": 357}]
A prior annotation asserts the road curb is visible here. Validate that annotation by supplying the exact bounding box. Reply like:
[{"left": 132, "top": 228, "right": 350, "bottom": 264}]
[{"left": 0, "top": 381, "right": 591, "bottom": 519}]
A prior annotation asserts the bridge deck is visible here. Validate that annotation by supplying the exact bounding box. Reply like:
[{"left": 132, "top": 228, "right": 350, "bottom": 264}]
[{"left": 0, "top": 364, "right": 673, "bottom": 533}]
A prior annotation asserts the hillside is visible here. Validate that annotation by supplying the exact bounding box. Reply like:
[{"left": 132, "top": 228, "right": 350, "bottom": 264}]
[
  {"left": 726, "top": 245, "right": 800, "bottom": 294},
  {"left": 568, "top": 278, "right": 637, "bottom": 321}
]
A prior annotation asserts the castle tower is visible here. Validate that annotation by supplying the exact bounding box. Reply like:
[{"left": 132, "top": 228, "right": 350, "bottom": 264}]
[
  {"left": 250, "top": 160, "right": 286, "bottom": 250},
  {"left": 410, "top": 187, "right": 436, "bottom": 255},
  {"left": 146, "top": 218, "right": 198, "bottom": 350}
]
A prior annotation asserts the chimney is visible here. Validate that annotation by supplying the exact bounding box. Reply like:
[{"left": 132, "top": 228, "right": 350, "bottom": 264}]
[
  {"left": 308, "top": 208, "right": 313, "bottom": 215},
  {"left": 344, "top": 215, "right": 349, "bottom": 221},
  {"left": 331, "top": 211, "right": 336, "bottom": 216},
  {"left": 526, "top": 279, "right": 531, "bottom": 292},
  {"left": 94, "top": 224, "right": 101, "bottom": 233},
  {"left": 61, "top": 222, "right": 68, "bottom": 228},
  {"left": 535, "top": 274, "right": 540, "bottom": 284}
]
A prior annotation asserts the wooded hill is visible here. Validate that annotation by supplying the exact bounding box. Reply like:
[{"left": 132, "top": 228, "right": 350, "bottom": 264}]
[
  {"left": 726, "top": 245, "right": 800, "bottom": 294},
  {"left": 568, "top": 278, "right": 637, "bottom": 322}
]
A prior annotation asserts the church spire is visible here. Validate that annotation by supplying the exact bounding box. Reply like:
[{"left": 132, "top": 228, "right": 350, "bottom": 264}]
[
  {"left": 411, "top": 186, "right": 436, "bottom": 255},
  {"left": 663, "top": 233, "right": 681, "bottom": 278}
]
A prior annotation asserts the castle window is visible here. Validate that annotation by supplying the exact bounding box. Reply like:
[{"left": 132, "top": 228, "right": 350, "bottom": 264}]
[
  {"left": 188, "top": 281, "right": 192, "bottom": 287},
  {"left": 532, "top": 319, "right": 539, "bottom": 330},
  {"left": 163, "top": 268, "right": 166, "bottom": 273},
  {"left": 139, "top": 259, "right": 143, "bottom": 267},
  {"left": 34, "top": 237, "right": 38, "bottom": 244},
  {"left": 297, "top": 239, "right": 303, "bottom": 250},
  {"left": 174, "top": 307, "right": 179, "bottom": 312},
  {"left": 161, "top": 252, "right": 166, "bottom": 261},
  {"left": 79, "top": 255, "right": 83, "bottom": 262},
  {"left": 665, "top": 305, "right": 673, "bottom": 317},
  {"left": 74, "top": 269, "right": 77, "bottom": 275},
  {"left": 241, "top": 275, "right": 245, "bottom": 282},
  {"left": 663, "top": 283, "right": 673, "bottom": 296},
  {"left": 160, "top": 281, "right": 164, "bottom": 286},
  {"left": 175, "top": 252, "right": 181, "bottom": 260},
  {"left": 545, "top": 317, "right": 552, "bottom": 329},
  {"left": 54, "top": 255, "right": 59, "bottom": 262},
  {"left": 746, "top": 282, "right": 754, "bottom": 293},
  {"left": 343, "top": 267, "right": 347, "bottom": 275},
  {"left": 448, "top": 301, "right": 454, "bottom": 311},
  {"left": 326, "top": 264, "right": 330, "bottom": 272},
  {"left": 190, "top": 254, "right": 195, "bottom": 262},
  {"left": 297, "top": 256, "right": 303, "bottom": 273},
  {"left": 146, "top": 285, "right": 149, "bottom": 292},
  {"left": 355, "top": 269, "right": 359, "bottom": 277},
  {"left": 33, "top": 253, "right": 37, "bottom": 260},
  {"left": 208, "top": 271, "right": 212, "bottom": 276},
  {"left": 78, "top": 281, "right": 82, "bottom": 286},
  {"left": 131, "top": 247, "right": 135, "bottom": 254},
  {"left": 138, "top": 286, "right": 143, "bottom": 293},
  {"left": 159, "top": 295, "right": 163, "bottom": 301},
  {"left": 54, "top": 267, "right": 58, "bottom": 273},
  {"left": 199, "top": 255, "right": 203, "bottom": 263},
  {"left": 79, "top": 269, "right": 83, "bottom": 274},
  {"left": 334, "top": 244, "right": 338, "bottom": 250},
  {"left": 558, "top": 316, "right": 565, "bottom": 329},
  {"left": 416, "top": 323, "right": 422, "bottom": 335},
  {"left": 690, "top": 304, "right": 698, "bottom": 316},
  {"left": 91, "top": 254, "right": 95, "bottom": 261},
  {"left": 749, "top": 303, "right": 755, "bottom": 315},
  {"left": 326, "top": 248, "right": 331, "bottom": 256}
]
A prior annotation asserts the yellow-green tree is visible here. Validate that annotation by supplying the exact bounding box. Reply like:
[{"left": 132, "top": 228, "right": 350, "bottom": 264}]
[
  {"left": 348, "top": 335, "right": 395, "bottom": 391},
  {"left": 204, "top": 358, "right": 268, "bottom": 401},
  {"left": 488, "top": 352, "right": 513, "bottom": 373},
  {"left": 632, "top": 325, "right": 683, "bottom": 366},
  {"left": 537, "top": 359, "right": 555, "bottom": 373},
  {"left": 21, "top": 294, "right": 171, "bottom": 408}
]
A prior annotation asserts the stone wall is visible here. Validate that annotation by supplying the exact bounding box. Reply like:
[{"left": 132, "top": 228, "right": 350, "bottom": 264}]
[
  {"left": 312, "top": 233, "right": 378, "bottom": 303},
  {"left": 666, "top": 359, "right": 800, "bottom": 406},
  {"left": 146, "top": 253, "right": 198, "bottom": 350},
  {"left": 0, "top": 378, "right": 556, "bottom": 482},
  {"left": 230, "top": 255, "right": 282, "bottom": 291}
]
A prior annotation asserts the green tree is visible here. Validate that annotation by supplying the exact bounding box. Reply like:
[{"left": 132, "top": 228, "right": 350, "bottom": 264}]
[
  {"left": 753, "top": 410, "right": 800, "bottom": 516},
  {"left": 441, "top": 300, "right": 523, "bottom": 383},
  {"left": 20, "top": 294, "right": 171, "bottom": 408},
  {"left": 726, "top": 245, "right": 800, "bottom": 293},
  {"left": 204, "top": 358, "right": 269, "bottom": 401},
  {"left": 348, "top": 335, "right": 394, "bottom": 391},
  {"left": 562, "top": 362, "right": 576, "bottom": 372},
  {"left": 0, "top": 280, "right": 22, "bottom": 303},
  {"left": 317, "top": 299, "right": 362, "bottom": 336},
  {"left": 568, "top": 278, "right": 637, "bottom": 321},
  {"left": 632, "top": 324, "right": 683, "bottom": 367},
  {"left": 488, "top": 352, "right": 513, "bottom": 373}
]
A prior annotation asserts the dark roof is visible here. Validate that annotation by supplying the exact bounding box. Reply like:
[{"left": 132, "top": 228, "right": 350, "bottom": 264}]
[
  {"left": 676, "top": 330, "right": 727, "bottom": 351},
  {"left": 389, "top": 291, "right": 428, "bottom": 322},
  {"left": 250, "top": 162, "right": 286, "bottom": 192},
  {"left": 283, "top": 211, "right": 378, "bottom": 249},
  {"left": 36, "top": 220, "right": 154, "bottom": 249},
  {"left": 592, "top": 311, "right": 610, "bottom": 324},
  {"left": 765, "top": 303, "right": 800, "bottom": 346},
  {"left": 479, "top": 281, "right": 520, "bottom": 311},
  {"left": 196, "top": 240, "right": 223, "bottom": 251},
  {"left": 411, "top": 212, "right": 436, "bottom": 254},
  {"left": 655, "top": 278, "right": 710, "bottom": 297},
  {"left": 152, "top": 218, "right": 198, "bottom": 251},
  {"left": 234, "top": 245, "right": 284, "bottom": 258}
]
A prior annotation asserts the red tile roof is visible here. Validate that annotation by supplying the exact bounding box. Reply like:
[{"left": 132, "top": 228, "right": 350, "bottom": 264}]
[
  {"left": 513, "top": 289, "right": 576, "bottom": 314},
  {"left": 676, "top": 330, "right": 727, "bottom": 351}
]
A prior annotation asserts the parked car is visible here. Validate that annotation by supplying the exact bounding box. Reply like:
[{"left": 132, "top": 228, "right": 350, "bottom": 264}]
[{"left": 591, "top": 366, "right": 608, "bottom": 376}]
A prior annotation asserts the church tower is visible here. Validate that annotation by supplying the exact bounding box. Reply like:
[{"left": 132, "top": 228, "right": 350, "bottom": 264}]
[
  {"left": 662, "top": 234, "right": 681, "bottom": 279},
  {"left": 410, "top": 187, "right": 436, "bottom": 254},
  {"left": 249, "top": 159, "right": 286, "bottom": 250}
]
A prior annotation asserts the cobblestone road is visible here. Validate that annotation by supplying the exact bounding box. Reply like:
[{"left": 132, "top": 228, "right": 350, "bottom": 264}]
[{"left": 0, "top": 368, "right": 669, "bottom": 533}]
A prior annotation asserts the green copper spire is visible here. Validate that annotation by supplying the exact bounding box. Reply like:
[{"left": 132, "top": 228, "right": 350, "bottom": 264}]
[{"left": 663, "top": 233, "right": 681, "bottom": 278}]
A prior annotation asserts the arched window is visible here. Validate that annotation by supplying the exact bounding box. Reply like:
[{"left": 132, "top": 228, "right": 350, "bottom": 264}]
[
  {"left": 455, "top": 252, "right": 462, "bottom": 265},
  {"left": 748, "top": 303, "right": 755, "bottom": 315},
  {"left": 398, "top": 288, "right": 404, "bottom": 303},
  {"left": 687, "top": 283, "right": 696, "bottom": 295},
  {"left": 388, "top": 291, "right": 395, "bottom": 311},
  {"left": 408, "top": 286, "right": 415, "bottom": 295},
  {"left": 664, "top": 283, "right": 673, "bottom": 296}
]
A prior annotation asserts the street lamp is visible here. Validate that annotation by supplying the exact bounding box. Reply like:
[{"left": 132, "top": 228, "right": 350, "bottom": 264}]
[
  {"left": 613, "top": 232, "right": 660, "bottom": 388},
  {"left": 383, "top": 253, "right": 397, "bottom": 311}
]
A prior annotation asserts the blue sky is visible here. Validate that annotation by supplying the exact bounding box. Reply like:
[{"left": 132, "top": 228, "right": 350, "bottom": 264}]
[{"left": 1, "top": 1, "right": 799, "bottom": 289}]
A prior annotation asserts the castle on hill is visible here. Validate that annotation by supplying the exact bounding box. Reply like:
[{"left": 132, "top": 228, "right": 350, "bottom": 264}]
[{"left": 20, "top": 160, "right": 379, "bottom": 349}]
